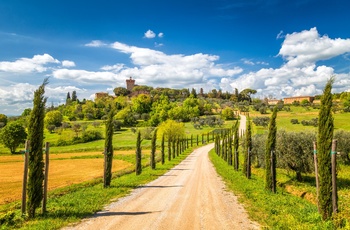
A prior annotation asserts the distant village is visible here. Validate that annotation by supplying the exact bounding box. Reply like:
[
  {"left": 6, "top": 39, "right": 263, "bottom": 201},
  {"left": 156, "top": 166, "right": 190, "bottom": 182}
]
[{"left": 95, "top": 77, "right": 318, "bottom": 105}]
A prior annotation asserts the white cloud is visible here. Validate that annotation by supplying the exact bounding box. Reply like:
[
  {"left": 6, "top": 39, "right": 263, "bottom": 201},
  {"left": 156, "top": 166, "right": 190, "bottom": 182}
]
[
  {"left": 276, "top": 30, "right": 284, "bottom": 39},
  {"left": 0, "top": 82, "right": 88, "bottom": 114},
  {"left": 85, "top": 40, "right": 107, "bottom": 47},
  {"left": 52, "top": 69, "right": 119, "bottom": 84},
  {"left": 158, "top": 32, "right": 164, "bottom": 38},
  {"left": 279, "top": 27, "right": 350, "bottom": 67},
  {"left": 144, "top": 30, "right": 156, "bottom": 39},
  {"left": 0, "top": 54, "right": 59, "bottom": 73},
  {"left": 62, "top": 60, "right": 76, "bottom": 67},
  {"left": 154, "top": 42, "right": 164, "bottom": 47},
  {"left": 100, "top": 64, "right": 125, "bottom": 72}
]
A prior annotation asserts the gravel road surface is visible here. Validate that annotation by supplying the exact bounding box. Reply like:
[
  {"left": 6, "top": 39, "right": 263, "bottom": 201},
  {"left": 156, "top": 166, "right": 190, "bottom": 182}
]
[{"left": 63, "top": 143, "right": 259, "bottom": 230}]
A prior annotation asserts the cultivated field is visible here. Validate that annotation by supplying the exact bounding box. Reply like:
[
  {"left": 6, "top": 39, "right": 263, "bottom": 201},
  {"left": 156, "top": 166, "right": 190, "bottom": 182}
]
[{"left": 0, "top": 151, "right": 135, "bottom": 205}]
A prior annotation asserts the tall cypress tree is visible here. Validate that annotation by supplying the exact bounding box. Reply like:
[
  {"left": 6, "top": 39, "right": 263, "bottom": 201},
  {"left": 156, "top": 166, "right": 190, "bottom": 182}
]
[
  {"left": 135, "top": 131, "right": 142, "bottom": 175},
  {"left": 317, "top": 77, "right": 334, "bottom": 220},
  {"left": 104, "top": 109, "right": 114, "bottom": 187},
  {"left": 150, "top": 129, "right": 157, "bottom": 169},
  {"left": 27, "top": 78, "right": 48, "bottom": 218},
  {"left": 161, "top": 133, "right": 165, "bottom": 164},
  {"left": 265, "top": 106, "right": 278, "bottom": 192},
  {"left": 244, "top": 116, "right": 252, "bottom": 178},
  {"left": 168, "top": 137, "right": 171, "bottom": 161},
  {"left": 233, "top": 120, "right": 239, "bottom": 171}
]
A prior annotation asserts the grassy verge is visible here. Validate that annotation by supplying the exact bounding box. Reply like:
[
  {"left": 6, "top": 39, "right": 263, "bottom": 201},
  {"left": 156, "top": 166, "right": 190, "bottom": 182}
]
[
  {"left": 209, "top": 149, "right": 336, "bottom": 229},
  {"left": 0, "top": 145, "right": 201, "bottom": 230}
]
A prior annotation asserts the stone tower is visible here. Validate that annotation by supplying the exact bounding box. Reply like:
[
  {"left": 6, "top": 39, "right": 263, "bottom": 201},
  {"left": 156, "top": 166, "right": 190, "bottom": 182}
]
[{"left": 126, "top": 77, "right": 135, "bottom": 91}]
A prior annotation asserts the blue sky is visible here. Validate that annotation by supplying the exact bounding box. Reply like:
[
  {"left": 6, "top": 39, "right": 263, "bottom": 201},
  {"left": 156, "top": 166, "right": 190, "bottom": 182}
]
[{"left": 1, "top": 0, "right": 350, "bottom": 115}]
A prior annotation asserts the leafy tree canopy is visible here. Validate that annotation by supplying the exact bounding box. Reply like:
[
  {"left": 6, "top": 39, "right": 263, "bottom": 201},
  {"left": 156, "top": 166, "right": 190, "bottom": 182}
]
[{"left": 0, "top": 121, "right": 27, "bottom": 153}]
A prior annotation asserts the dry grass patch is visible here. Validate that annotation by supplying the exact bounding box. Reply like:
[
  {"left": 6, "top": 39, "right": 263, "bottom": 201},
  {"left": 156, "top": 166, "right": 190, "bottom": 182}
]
[{"left": 0, "top": 158, "right": 132, "bottom": 205}]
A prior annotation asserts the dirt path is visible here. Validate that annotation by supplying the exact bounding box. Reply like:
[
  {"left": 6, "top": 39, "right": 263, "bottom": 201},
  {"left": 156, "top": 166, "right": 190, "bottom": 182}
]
[
  {"left": 239, "top": 114, "right": 247, "bottom": 137},
  {"left": 63, "top": 144, "right": 259, "bottom": 230}
]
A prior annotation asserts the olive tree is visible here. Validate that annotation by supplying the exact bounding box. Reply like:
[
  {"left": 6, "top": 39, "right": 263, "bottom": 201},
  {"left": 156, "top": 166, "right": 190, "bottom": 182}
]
[
  {"left": 0, "top": 122, "right": 27, "bottom": 154},
  {"left": 276, "top": 130, "right": 315, "bottom": 181}
]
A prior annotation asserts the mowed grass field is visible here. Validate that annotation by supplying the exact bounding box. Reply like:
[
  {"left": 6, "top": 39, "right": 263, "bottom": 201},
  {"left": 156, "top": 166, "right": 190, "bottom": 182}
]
[{"left": 0, "top": 151, "right": 138, "bottom": 205}]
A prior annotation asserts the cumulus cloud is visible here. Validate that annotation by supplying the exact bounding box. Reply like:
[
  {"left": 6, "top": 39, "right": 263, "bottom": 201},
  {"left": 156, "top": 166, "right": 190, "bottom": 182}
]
[
  {"left": 85, "top": 40, "right": 107, "bottom": 47},
  {"left": 62, "top": 60, "right": 76, "bottom": 67},
  {"left": 228, "top": 27, "right": 350, "bottom": 98},
  {"left": 52, "top": 69, "right": 119, "bottom": 84},
  {"left": 144, "top": 30, "right": 156, "bottom": 39},
  {"left": 279, "top": 27, "right": 350, "bottom": 67},
  {"left": 0, "top": 54, "right": 59, "bottom": 73},
  {"left": 0, "top": 82, "right": 87, "bottom": 114},
  {"left": 158, "top": 32, "right": 164, "bottom": 38}
]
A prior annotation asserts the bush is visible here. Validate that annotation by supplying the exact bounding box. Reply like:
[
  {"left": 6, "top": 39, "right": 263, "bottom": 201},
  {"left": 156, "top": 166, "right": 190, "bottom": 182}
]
[
  {"left": 290, "top": 119, "right": 299, "bottom": 124},
  {"left": 81, "top": 130, "right": 103, "bottom": 142},
  {"left": 252, "top": 116, "right": 270, "bottom": 127},
  {"left": 301, "top": 118, "right": 318, "bottom": 127},
  {"left": 113, "top": 120, "right": 122, "bottom": 131}
]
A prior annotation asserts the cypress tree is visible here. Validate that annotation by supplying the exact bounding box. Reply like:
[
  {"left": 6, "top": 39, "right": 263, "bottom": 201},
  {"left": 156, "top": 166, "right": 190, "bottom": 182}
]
[
  {"left": 135, "top": 131, "right": 142, "bottom": 175},
  {"left": 172, "top": 138, "right": 176, "bottom": 159},
  {"left": 317, "top": 77, "right": 334, "bottom": 220},
  {"left": 265, "top": 106, "right": 278, "bottom": 192},
  {"left": 161, "top": 133, "right": 165, "bottom": 164},
  {"left": 233, "top": 120, "right": 239, "bottom": 171},
  {"left": 245, "top": 116, "right": 252, "bottom": 179},
  {"left": 228, "top": 132, "right": 233, "bottom": 166},
  {"left": 168, "top": 137, "right": 171, "bottom": 161},
  {"left": 104, "top": 109, "right": 114, "bottom": 187},
  {"left": 27, "top": 78, "right": 48, "bottom": 218},
  {"left": 150, "top": 129, "right": 157, "bottom": 169}
]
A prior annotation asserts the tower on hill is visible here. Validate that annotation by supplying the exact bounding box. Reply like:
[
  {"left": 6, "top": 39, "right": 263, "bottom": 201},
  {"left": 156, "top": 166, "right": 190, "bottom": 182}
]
[{"left": 126, "top": 77, "right": 135, "bottom": 91}]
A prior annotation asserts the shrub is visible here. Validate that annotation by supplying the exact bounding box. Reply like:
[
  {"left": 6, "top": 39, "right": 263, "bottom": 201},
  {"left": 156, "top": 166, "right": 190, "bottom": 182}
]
[
  {"left": 301, "top": 118, "right": 318, "bottom": 127},
  {"left": 252, "top": 116, "right": 270, "bottom": 127},
  {"left": 113, "top": 120, "right": 122, "bottom": 131},
  {"left": 290, "top": 119, "right": 299, "bottom": 124},
  {"left": 81, "top": 130, "right": 103, "bottom": 142}
]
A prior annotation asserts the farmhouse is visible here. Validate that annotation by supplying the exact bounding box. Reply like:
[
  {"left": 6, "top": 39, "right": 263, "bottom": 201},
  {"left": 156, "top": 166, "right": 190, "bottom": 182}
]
[
  {"left": 283, "top": 96, "right": 315, "bottom": 104},
  {"left": 267, "top": 99, "right": 282, "bottom": 105}
]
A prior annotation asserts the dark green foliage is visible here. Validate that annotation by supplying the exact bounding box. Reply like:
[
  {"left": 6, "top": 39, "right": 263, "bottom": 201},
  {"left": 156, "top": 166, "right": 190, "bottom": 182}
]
[
  {"left": 233, "top": 120, "right": 239, "bottom": 171},
  {"left": 104, "top": 109, "right": 114, "bottom": 187},
  {"left": 150, "top": 129, "right": 157, "bottom": 169},
  {"left": 27, "top": 78, "right": 48, "bottom": 218},
  {"left": 244, "top": 116, "right": 252, "bottom": 179},
  {"left": 301, "top": 118, "right": 318, "bottom": 127},
  {"left": 265, "top": 106, "right": 278, "bottom": 192},
  {"left": 168, "top": 138, "right": 171, "bottom": 161},
  {"left": 290, "top": 119, "right": 299, "bottom": 124},
  {"left": 135, "top": 131, "right": 142, "bottom": 175},
  {"left": 334, "top": 130, "right": 350, "bottom": 165},
  {"left": 317, "top": 78, "right": 334, "bottom": 220},
  {"left": 81, "top": 130, "right": 103, "bottom": 142},
  {"left": 161, "top": 133, "right": 165, "bottom": 164},
  {"left": 228, "top": 133, "right": 233, "bottom": 166},
  {"left": 276, "top": 130, "right": 315, "bottom": 181},
  {"left": 0, "top": 121, "right": 27, "bottom": 154},
  {"left": 252, "top": 116, "right": 270, "bottom": 127}
]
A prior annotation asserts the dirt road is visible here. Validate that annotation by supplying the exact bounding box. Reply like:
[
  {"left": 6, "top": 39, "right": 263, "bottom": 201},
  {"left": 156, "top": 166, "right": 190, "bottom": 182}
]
[
  {"left": 239, "top": 114, "right": 246, "bottom": 137},
  {"left": 64, "top": 144, "right": 259, "bottom": 230}
]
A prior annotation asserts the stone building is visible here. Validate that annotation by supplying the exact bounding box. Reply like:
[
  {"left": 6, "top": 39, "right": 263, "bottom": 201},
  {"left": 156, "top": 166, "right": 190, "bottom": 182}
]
[{"left": 283, "top": 96, "right": 315, "bottom": 104}]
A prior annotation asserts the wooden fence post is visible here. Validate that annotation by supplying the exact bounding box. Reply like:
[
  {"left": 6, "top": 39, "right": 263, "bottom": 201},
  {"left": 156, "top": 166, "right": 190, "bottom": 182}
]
[
  {"left": 21, "top": 140, "right": 30, "bottom": 215},
  {"left": 313, "top": 141, "right": 320, "bottom": 212},
  {"left": 42, "top": 142, "right": 50, "bottom": 214},
  {"left": 331, "top": 139, "right": 338, "bottom": 214}
]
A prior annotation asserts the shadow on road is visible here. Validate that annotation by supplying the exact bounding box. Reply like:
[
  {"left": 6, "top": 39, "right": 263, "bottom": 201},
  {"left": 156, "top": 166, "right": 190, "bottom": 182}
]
[{"left": 94, "top": 211, "right": 160, "bottom": 217}]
